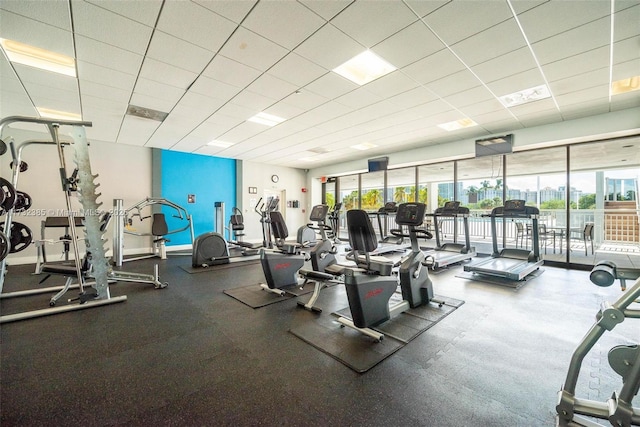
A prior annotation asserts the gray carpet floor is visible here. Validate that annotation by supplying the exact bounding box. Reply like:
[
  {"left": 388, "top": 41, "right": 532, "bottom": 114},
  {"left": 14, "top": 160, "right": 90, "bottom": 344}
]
[{"left": 1, "top": 257, "right": 637, "bottom": 426}]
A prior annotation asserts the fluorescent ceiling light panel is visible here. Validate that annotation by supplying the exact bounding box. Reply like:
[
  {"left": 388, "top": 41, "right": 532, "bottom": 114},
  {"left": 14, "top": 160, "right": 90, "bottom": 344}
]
[
  {"left": 437, "top": 118, "right": 478, "bottom": 132},
  {"left": 351, "top": 142, "right": 377, "bottom": 150},
  {"left": 498, "top": 84, "right": 551, "bottom": 107},
  {"left": 333, "top": 50, "right": 397, "bottom": 86},
  {"left": 299, "top": 157, "right": 318, "bottom": 162},
  {"left": 611, "top": 76, "right": 640, "bottom": 95},
  {"left": 37, "top": 108, "right": 81, "bottom": 121},
  {"left": 247, "top": 112, "right": 285, "bottom": 127},
  {"left": 0, "top": 38, "right": 76, "bottom": 77},
  {"left": 207, "top": 140, "right": 234, "bottom": 148}
]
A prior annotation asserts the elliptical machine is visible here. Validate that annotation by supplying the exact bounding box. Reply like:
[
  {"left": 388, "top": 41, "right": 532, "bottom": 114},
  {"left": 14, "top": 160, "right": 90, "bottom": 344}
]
[{"left": 336, "top": 202, "right": 441, "bottom": 341}]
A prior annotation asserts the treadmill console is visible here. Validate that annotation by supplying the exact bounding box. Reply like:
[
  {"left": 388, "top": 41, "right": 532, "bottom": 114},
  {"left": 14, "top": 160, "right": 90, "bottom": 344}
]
[
  {"left": 442, "top": 201, "right": 461, "bottom": 213},
  {"left": 503, "top": 199, "right": 526, "bottom": 213},
  {"left": 309, "top": 204, "right": 329, "bottom": 222},
  {"left": 395, "top": 203, "right": 426, "bottom": 226}
]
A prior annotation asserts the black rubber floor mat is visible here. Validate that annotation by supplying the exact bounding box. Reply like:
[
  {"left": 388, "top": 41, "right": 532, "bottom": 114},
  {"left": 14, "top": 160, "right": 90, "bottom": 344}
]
[
  {"left": 223, "top": 281, "right": 318, "bottom": 308},
  {"left": 290, "top": 294, "right": 464, "bottom": 373},
  {"left": 179, "top": 259, "right": 260, "bottom": 274}
]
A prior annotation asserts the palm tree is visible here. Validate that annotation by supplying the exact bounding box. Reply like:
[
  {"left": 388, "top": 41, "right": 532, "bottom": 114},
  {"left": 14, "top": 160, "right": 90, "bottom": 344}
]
[
  {"left": 466, "top": 185, "right": 479, "bottom": 203},
  {"left": 362, "top": 189, "right": 382, "bottom": 210},
  {"left": 407, "top": 186, "right": 416, "bottom": 202},
  {"left": 494, "top": 179, "right": 503, "bottom": 192},
  {"left": 418, "top": 187, "right": 428, "bottom": 203},
  {"left": 393, "top": 187, "right": 406, "bottom": 203}
]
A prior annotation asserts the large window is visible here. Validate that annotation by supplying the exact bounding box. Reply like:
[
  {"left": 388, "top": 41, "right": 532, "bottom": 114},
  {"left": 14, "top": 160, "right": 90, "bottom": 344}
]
[
  {"left": 387, "top": 167, "right": 417, "bottom": 204},
  {"left": 360, "top": 171, "right": 384, "bottom": 211}
]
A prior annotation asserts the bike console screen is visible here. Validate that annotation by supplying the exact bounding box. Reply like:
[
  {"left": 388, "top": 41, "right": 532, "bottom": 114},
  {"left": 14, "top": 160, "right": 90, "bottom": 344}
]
[{"left": 395, "top": 203, "right": 426, "bottom": 226}]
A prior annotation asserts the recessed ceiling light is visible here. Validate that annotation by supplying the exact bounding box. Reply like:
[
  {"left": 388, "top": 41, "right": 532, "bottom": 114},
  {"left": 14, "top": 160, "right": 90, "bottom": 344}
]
[
  {"left": 351, "top": 142, "right": 377, "bottom": 150},
  {"left": 247, "top": 112, "right": 285, "bottom": 127},
  {"left": 622, "top": 145, "right": 634, "bottom": 148},
  {"left": 611, "top": 76, "right": 640, "bottom": 95},
  {"left": 37, "top": 108, "right": 81, "bottom": 121},
  {"left": 437, "top": 118, "right": 477, "bottom": 132},
  {"left": 0, "top": 38, "right": 76, "bottom": 77},
  {"left": 333, "top": 50, "right": 397, "bottom": 86},
  {"left": 207, "top": 140, "right": 233, "bottom": 148},
  {"left": 498, "top": 84, "right": 551, "bottom": 107},
  {"left": 299, "top": 157, "right": 318, "bottom": 162}
]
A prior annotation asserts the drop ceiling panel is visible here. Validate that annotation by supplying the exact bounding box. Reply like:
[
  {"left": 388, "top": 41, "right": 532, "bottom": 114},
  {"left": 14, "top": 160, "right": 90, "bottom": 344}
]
[
  {"left": 22, "top": 80, "right": 80, "bottom": 112},
  {"left": 371, "top": 21, "right": 445, "bottom": 69},
  {"left": 446, "top": 86, "right": 496, "bottom": 109},
  {"left": 280, "top": 90, "right": 329, "bottom": 112},
  {"left": 555, "top": 86, "right": 609, "bottom": 107},
  {"left": 486, "top": 68, "right": 546, "bottom": 97},
  {"left": 362, "top": 71, "right": 420, "bottom": 99},
  {"left": 245, "top": 73, "right": 299, "bottom": 101},
  {"left": 613, "top": 36, "right": 640, "bottom": 64},
  {"left": 0, "top": 0, "right": 71, "bottom": 30},
  {"left": 85, "top": 117, "right": 121, "bottom": 142},
  {"left": 138, "top": 58, "right": 198, "bottom": 90},
  {"left": 201, "top": 55, "right": 262, "bottom": 89},
  {"left": 177, "top": 91, "right": 226, "bottom": 114},
  {"left": 294, "top": 24, "right": 364, "bottom": 70},
  {"left": 335, "top": 88, "right": 383, "bottom": 109},
  {"left": 144, "top": 126, "right": 187, "bottom": 149},
  {"left": 133, "top": 78, "right": 185, "bottom": 106},
  {"left": 562, "top": 102, "right": 611, "bottom": 121},
  {"left": 215, "top": 102, "right": 257, "bottom": 122},
  {"left": 403, "top": 49, "right": 467, "bottom": 85},
  {"left": 550, "top": 68, "right": 610, "bottom": 96},
  {"left": 188, "top": 75, "right": 241, "bottom": 100},
  {"left": 146, "top": 31, "right": 214, "bottom": 74},
  {"left": 231, "top": 90, "right": 277, "bottom": 112},
  {"left": 298, "top": 0, "right": 351, "bottom": 21},
  {"left": 81, "top": 95, "right": 128, "bottom": 115},
  {"left": 516, "top": 1, "right": 610, "bottom": 44},
  {"left": 192, "top": 0, "right": 257, "bottom": 24},
  {"left": 426, "top": 69, "right": 481, "bottom": 98},
  {"left": 470, "top": 47, "right": 538, "bottom": 84},
  {"left": 613, "top": 58, "right": 640, "bottom": 80},
  {"left": 304, "top": 72, "right": 358, "bottom": 100},
  {"left": 75, "top": 35, "right": 143, "bottom": 76},
  {"left": 330, "top": 1, "right": 417, "bottom": 48},
  {"left": 263, "top": 101, "right": 306, "bottom": 121},
  {"left": 218, "top": 27, "right": 288, "bottom": 72},
  {"left": 241, "top": 1, "right": 326, "bottom": 50},
  {"left": 170, "top": 134, "right": 209, "bottom": 153},
  {"left": 0, "top": 11, "right": 74, "bottom": 56},
  {"left": 156, "top": 1, "right": 236, "bottom": 52},
  {"left": 614, "top": 5, "right": 640, "bottom": 41},
  {"left": 12, "top": 64, "right": 77, "bottom": 92},
  {"left": 462, "top": 98, "right": 509, "bottom": 117},
  {"left": 532, "top": 18, "right": 610, "bottom": 65},
  {"left": 86, "top": 0, "right": 162, "bottom": 27},
  {"left": 71, "top": 1, "right": 153, "bottom": 54},
  {"left": 0, "top": 95, "right": 36, "bottom": 118},
  {"left": 542, "top": 46, "right": 609, "bottom": 82},
  {"left": 267, "top": 53, "right": 327, "bottom": 88},
  {"left": 407, "top": 99, "right": 454, "bottom": 119},
  {"left": 451, "top": 19, "right": 526, "bottom": 67},
  {"left": 518, "top": 109, "right": 564, "bottom": 128},
  {"left": 422, "top": 1, "right": 513, "bottom": 46},
  {"left": 509, "top": 98, "right": 558, "bottom": 116},
  {"left": 79, "top": 80, "right": 130, "bottom": 104},
  {"left": 77, "top": 60, "right": 136, "bottom": 91},
  {"left": 117, "top": 116, "right": 160, "bottom": 146}
]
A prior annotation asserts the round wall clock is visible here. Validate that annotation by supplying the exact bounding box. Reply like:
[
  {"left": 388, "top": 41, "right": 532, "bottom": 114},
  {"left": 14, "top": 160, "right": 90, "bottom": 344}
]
[{"left": 271, "top": 174, "right": 279, "bottom": 183}]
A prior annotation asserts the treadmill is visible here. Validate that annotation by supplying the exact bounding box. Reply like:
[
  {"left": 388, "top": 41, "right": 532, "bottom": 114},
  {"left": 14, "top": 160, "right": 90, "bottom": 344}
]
[
  {"left": 424, "top": 201, "right": 476, "bottom": 269},
  {"left": 463, "top": 200, "right": 543, "bottom": 284},
  {"left": 366, "top": 202, "right": 410, "bottom": 255}
]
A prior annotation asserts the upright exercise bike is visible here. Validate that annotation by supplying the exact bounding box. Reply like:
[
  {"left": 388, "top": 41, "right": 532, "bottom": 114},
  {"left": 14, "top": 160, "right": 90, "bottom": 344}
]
[{"left": 336, "top": 202, "right": 441, "bottom": 341}]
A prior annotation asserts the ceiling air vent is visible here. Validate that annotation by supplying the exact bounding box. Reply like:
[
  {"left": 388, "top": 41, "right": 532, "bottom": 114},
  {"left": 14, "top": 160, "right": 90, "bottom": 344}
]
[
  {"left": 309, "top": 147, "right": 329, "bottom": 154},
  {"left": 126, "top": 105, "right": 168, "bottom": 122}
]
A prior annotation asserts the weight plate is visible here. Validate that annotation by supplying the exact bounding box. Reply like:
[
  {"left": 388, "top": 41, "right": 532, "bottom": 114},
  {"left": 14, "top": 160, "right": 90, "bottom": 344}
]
[
  {"left": 0, "top": 221, "right": 33, "bottom": 253},
  {"left": 0, "top": 177, "right": 17, "bottom": 214},
  {"left": 13, "top": 191, "right": 32, "bottom": 212},
  {"left": 0, "top": 231, "right": 9, "bottom": 261}
]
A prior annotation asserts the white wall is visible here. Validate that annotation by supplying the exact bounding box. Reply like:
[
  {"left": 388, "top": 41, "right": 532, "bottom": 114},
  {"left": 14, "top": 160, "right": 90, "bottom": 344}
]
[
  {"left": 238, "top": 160, "right": 308, "bottom": 243},
  {"left": 0, "top": 125, "right": 153, "bottom": 265}
]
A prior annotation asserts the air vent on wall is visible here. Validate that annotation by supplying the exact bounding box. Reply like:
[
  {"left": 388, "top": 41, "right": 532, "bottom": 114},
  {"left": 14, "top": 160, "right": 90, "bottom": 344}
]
[{"left": 126, "top": 105, "right": 168, "bottom": 122}]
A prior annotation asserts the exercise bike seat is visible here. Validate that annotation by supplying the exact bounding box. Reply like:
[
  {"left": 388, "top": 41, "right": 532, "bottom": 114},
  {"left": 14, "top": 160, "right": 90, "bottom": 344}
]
[{"left": 346, "top": 210, "right": 394, "bottom": 276}]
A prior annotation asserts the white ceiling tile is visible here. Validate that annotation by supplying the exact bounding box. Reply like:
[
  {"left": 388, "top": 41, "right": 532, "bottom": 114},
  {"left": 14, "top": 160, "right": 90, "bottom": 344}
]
[
  {"left": 555, "top": 86, "right": 610, "bottom": 108},
  {"left": 193, "top": 144, "right": 234, "bottom": 157},
  {"left": 550, "top": 68, "right": 609, "bottom": 96},
  {"left": 215, "top": 102, "right": 257, "bottom": 121},
  {"left": 202, "top": 55, "right": 262, "bottom": 89},
  {"left": 86, "top": 0, "right": 162, "bottom": 26},
  {"left": 372, "top": 21, "right": 446, "bottom": 69},
  {"left": 242, "top": 1, "right": 326, "bottom": 50},
  {"left": 612, "top": 58, "right": 640, "bottom": 81},
  {"left": 12, "top": 63, "right": 77, "bottom": 91},
  {"left": 191, "top": 121, "right": 236, "bottom": 141},
  {"left": 193, "top": 0, "right": 256, "bottom": 24},
  {"left": 611, "top": 92, "right": 640, "bottom": 111},
  {"left": 470, "top": 47, "right": 538, "bottom": 84},
  {"left": 267, "top": 53, "right": 327, "bottom": 87},
  {"left": 246, "top": 74, "right": 299, "bottom": 101},
  {"left": 562, "top": 102, "right": 611, "bottom": 121},
  {"left": 134, "top": 78, "right": 185, "bottom": 105},
  {"left": 298, "top": 0, "right": 351, "bottom": 21},
  {"left": 280, "top": 90, "right": 329, "bottom": 112},
  {"left": 218, "top": 27, "right": 288, "bottom": 72},
  {"left": 263, "top": 101, "right": 305, "bottom": 120},
  {"left": 363, "top": 71, "right": 419, "bottom": 99},
  {"left": 304, "top": 72, "right": 358, "bottom": 99},
  {"left": 231, "top": 90, "right": 277, "bottom": 112},
  {"left": 517, "top": 109, "right": 564, "bottom": 128},
  {"left": 401, "top": 0, "right": 448, "bottom": 19},
  {"left": 422, "top": 1, "right": 513, "bottom": 45},
  {"left": 218, "top": 121, "right": 268, "bottom": 144},
  {"left": 75, "top": 35, "right": 143, "bottom": 76},
  {"left": 331, "top": 1, "right": 417, "bottom": 47},
  {"left": 205, "top": 112, "right": 244, "bottom": 128},
  {"left": 144, "top": 124, "right": 191, "bottom": 149},
  {"left": 0, "top": 10, "right": 74, "bottom": 56},
  {"left": 533, "top": 17, "right": 610, "bottom": 65},
  {"left": 0, "top": 94, "right": 37, "bottom": 118},
  {"left": 486, "top": 68, "right": 546, "bottom": 97},
  {"left": 146, "top": 31, "right": 214, "bottom": 74},
  {"left": 85, "top": 117, "right": 121, "bottom": 143},
  {"left": 177, "top": 91, "right": 225, "bottom": 114},
  {"left": 301, "top": 101, "right": 352, "bottom": 126},
  {"left": 403, "top": 49, "right": 466, "bottom": 85},
  {"left": 542, "top": 46, "right": 609, "bottom": 82},
  {"left": 81, "top": 95, "right": 128, "bottom": 115},
  {"left": 294, "top": 23, "right": 364, "bottom": 70},
  {"left": 517, "top": 0, "right": 611, "bottom": 44},
  {"left": 509, "top": 98, "right": 558, "bottom": 116},
  {"left": 157, "top": 1, "right": 237, "bottom": 51},
  {"left": 188, "top": 75, "right": 242, "bottom": 100},
  {"left": 613, "top": 36, "right": 640, "bottom": 64},
  {"left": 426, "top": 69, "right": 481, "bottom": 98},
  {"left": 336, "top": 88, "right": 383, "bottom": 109},
  {"left": 459, "top": 97, "right": 506, "bottom": 117},
  {"left": 138, "top": 58, "right": 198, "bottom": 90},
  {"left": 445, "top": 86, "right": 495, "bottom": 109},
  {"left": 387, "top": 86, "right": 438, "bottom": 108},
  {"left": 451, "top": 19, "right": 526, "bottom": 67},
  {"left": 77, "top": 60, "right": 137, "bottom": 91},
  {"left": 79, "top": 80, "right": 130, "bottom": 104},
  {"left": 406, "top": 99, "right": 453, "bottom": 119},
  {"left": 1, "top": 0, "right": 71, "bottom": 30},
  {"left": 170, "top": 134, "right": 209, "bottom": 153},
  {"left": 164, "top": 104, "right": 212, "bottom": 129},
  {"left": 615, "top": 4, "right": 640, "bottom": 41},
  {"left": 72, "top": 0, "right": 153, "bottom": 54}
]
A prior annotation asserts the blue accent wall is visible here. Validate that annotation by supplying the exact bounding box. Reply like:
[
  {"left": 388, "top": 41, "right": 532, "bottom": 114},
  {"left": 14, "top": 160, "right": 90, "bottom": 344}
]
[{"left": 159, "top": 150, "right": 236, "bottom": 246}]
